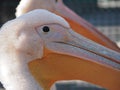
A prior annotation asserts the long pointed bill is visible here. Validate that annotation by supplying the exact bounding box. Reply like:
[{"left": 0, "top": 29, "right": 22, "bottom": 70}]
[
  {"left": 51, "top": 29, "right": 120, "bottom": 70},
  {"left": 55, "top": 0, "right": 120, "bottom": 52}
]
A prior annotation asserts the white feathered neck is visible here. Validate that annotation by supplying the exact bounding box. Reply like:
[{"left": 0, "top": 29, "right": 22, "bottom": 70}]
[{"left": 0, "top": 9, "right": 69, "bottom": 90}]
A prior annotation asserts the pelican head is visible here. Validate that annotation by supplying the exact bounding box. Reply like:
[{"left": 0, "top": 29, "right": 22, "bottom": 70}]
[
  {"left": 16, "top": 0, "right": 120, "bottom": 53},
  {"left": 14, "top": 9, "right": 120, "bottom": 69},
  {"left": 0, "top": 9, "right": 120, "bottom": 90},
  {"left": 0, "top": 9, "right": 69, "bottom": 62},
  {"left": 16, "top": 0, "right": 57, "bottom": 17}
]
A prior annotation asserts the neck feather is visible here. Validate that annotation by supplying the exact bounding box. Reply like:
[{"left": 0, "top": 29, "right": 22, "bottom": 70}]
[{"left": 0, "top": 51, "right": 43, "bottom": 90}]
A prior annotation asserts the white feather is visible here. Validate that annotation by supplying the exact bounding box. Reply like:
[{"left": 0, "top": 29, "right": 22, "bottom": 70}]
[{"left": 0, "top": 9, "right": 69, "bottom": 90}]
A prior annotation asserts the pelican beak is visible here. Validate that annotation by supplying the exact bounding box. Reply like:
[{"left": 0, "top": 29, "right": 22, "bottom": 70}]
[
  {"left": 50, "top": 29, "right": 120, "bottom": 70},
  {"left": 55, "top": 0, "right": 120, "bottom": 52}
]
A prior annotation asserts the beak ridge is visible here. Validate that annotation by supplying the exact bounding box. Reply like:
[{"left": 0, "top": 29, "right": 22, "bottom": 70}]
[{"left": 56, "top": 29, "right": 120, "bottom": 70}]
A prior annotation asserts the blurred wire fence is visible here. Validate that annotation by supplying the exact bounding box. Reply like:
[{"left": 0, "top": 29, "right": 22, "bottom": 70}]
[
  {"left": 63, "top": 0, "right": 120, "bottom": 45},
  {"left": 0, "top": 80, "right": 107, "bottom": 90}
]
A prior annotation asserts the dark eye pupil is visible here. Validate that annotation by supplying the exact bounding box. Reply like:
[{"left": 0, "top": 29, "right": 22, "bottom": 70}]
[{"left": 42, "top": 26, "right": 50, "bottom": 32}]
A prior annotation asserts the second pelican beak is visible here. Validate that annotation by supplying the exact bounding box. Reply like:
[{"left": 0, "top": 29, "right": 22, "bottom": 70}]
[{"left": 55, "top": 0, "right": 120, "bottom": 52}]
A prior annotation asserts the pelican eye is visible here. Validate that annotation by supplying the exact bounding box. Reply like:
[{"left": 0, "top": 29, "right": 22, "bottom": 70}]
[{"left": 42, "top": 26, "right": 50, "bottom": 32}]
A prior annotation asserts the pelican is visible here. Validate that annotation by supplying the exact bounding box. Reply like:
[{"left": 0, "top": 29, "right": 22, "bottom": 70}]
[
  {"left": 16, "top": 0, "right": 120, "bottom": 52},
  {"left": 0, "top": 9, "right": 120, "bottom": 90}
]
